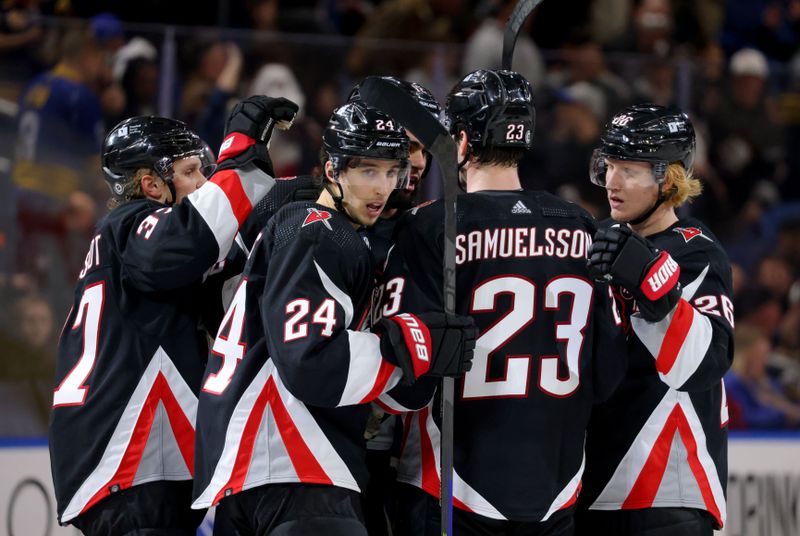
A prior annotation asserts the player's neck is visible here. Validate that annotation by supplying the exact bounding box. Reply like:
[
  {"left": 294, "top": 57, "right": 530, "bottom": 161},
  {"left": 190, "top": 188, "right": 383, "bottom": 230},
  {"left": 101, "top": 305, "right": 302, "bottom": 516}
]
[
  {"left": 629, "top": 204, "right": 679, "bottom": 237},
  {"left": 465, "top": 164, "right": 521, "bottom": 193}
]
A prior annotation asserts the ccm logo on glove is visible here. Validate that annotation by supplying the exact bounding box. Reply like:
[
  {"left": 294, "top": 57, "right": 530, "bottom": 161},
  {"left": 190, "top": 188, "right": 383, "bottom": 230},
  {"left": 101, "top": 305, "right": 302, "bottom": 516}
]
[{"left": 642, "top": 252, "right": 680, "bottom": 300}]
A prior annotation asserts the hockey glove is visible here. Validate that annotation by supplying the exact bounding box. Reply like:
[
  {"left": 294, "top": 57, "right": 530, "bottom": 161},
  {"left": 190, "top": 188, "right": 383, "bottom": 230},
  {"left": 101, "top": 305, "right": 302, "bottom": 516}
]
[
  {"left": 375, "top": 312, "right": 477, "bottom": 386},
  {"left": 588, "top": 225, "right": 681, "bottom": 322},
  {"left": 217, "top": 95, "right": 299, "bottom": 175}
]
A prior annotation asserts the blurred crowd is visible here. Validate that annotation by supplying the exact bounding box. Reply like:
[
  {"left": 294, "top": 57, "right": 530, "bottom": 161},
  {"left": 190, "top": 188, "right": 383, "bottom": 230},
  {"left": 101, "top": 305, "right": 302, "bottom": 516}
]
[{"left": 0, "top": 0, "right": 799, "bottom": 435}]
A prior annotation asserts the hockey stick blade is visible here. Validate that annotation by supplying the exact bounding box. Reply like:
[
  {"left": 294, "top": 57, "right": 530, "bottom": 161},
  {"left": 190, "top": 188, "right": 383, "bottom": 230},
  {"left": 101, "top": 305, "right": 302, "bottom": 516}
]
[
  {"left": 358, "top": 77, "right": 459, "bottom": 536},
  {"left": 502, "top": 0, "right": 546, "bottom": 70}
]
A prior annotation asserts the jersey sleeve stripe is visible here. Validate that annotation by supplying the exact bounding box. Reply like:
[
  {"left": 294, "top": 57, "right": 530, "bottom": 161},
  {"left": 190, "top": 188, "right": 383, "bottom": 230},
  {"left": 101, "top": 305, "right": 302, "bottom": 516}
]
[
  {"left": 210, "top": 169, "right": 253, "bottom": 226},
  {"left": 358, "top": 359, "right": 402, "bottom": 404},
  {"left": 338, "top": 331, "right": 401, "bottom": 406},
  {"left": 632, "top": 299, "right": 713, "bottom": 389},
  {"left": 186, "top": 181, "right": 240, "bottom": 262},
  {"left": 654, "top": 299, "right": 694, "bottom": 375},
  {"left": 314, "top": 260, "right": 353, "bottom": 326}
]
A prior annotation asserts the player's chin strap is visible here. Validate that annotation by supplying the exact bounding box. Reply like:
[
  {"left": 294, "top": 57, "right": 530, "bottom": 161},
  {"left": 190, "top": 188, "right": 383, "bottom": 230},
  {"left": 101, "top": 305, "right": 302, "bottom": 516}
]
[
  {"left": 325, "top": 181, "right": 362, "bottom": 227},
  {"left": 626, "top": 182, "right": 673, "bottom": 226},
  {"left": 162, "top": 177, "right": 178, "bottom": 207}
]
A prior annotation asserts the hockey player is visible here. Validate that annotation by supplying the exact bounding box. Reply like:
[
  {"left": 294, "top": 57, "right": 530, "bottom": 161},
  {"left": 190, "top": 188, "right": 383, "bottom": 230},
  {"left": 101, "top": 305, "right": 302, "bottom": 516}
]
[
  {"left": 347, "top": 76, "right": 445, "bottom": 536},
  {"left": 49, "top": 96, "right": 298, "bottom": 535},
  {"left": 348, "top": 76, "right": 443, "bottom": 265},
  {"left": 192, "top": 101, "right": 477, "bottom": 536},
  {"left": 577, "top": 104, "right": 734, "bottom": 535},
  {"left": 380, "top": 69, "right": 627, "bottom": 535}
]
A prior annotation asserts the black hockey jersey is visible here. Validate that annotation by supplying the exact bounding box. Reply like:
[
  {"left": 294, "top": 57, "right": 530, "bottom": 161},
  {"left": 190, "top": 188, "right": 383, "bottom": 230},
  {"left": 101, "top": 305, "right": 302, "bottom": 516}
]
[
  {"left": 580, "top": 218, "right": 734, "bottom": 528},
  {"left": 192, "top": 202, "right": 431, "bottom": 509},
  {"left": 380, "top": 190, "right": 627, "bottom": 521},
  {"left": 201, "top": 175, "right": 318, "bottom": 331},
  {"left": 49, "top": 163, "right": 275, "bottom": 524}
]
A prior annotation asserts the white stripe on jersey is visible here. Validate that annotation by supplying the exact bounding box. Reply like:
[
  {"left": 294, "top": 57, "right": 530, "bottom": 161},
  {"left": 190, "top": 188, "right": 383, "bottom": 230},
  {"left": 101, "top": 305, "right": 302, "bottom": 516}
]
[
  {"left": 193, "top": 360, "right": 273, "bottom": 508},
  {"left": 453, "top": 470, "right": 506, "bottom": 520},
  {"left": 236, "top": 163, "right": 276, "bottom": 211},
  {"left": 62, "top": 348, "right": 196, "bottom": 522},
  {"left": 272, "top": 370, "right": 358, "bottom": 490},
  {"left": 188, "top": 181, "right": 241, "bottom": 263},
  {"left": 314, "top": 260, "right": 353, "bottom": 325},
  {"left": 339, "top": 331, "right": 402, "bottom": 406},
  {"left": 591, "top": 390, "right": 678, "bottom": 510},
  {"left": 589, "top": 390, "right": 725, "bottom": 525},
  {"left": 541, "top": 452, "right": 584, "bottom": 521},
  {"left": 632, "top": 264, "right": 714, "bottom": 389},
  {"left": 679, "top": 394, "right": 727, "bottom": 524}
]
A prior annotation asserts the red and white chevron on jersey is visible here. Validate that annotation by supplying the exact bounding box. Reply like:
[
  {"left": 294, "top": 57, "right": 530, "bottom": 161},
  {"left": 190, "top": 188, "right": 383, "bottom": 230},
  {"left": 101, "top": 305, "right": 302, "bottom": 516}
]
[
  {"left": 193, "top": 360, "right": 360, "bottom": 509},
  {"left": 60, "top": 348, "right": 197, "bottom": 523},
  {"left": 589, "top": 390, "right": 726, "bottom": 526}
]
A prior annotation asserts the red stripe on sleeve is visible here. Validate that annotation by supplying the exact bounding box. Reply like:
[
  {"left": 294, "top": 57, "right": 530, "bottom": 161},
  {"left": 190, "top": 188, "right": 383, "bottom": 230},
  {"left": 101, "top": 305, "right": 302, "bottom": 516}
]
[
  {"left": 211, "top": 169, "right": 253, "bottom": 226},
  {"left": 654, "top": 299, "right": 694, "bottom": 375},
  {"left": 359, "top": 359, "right": 397, "bottom": 404}
]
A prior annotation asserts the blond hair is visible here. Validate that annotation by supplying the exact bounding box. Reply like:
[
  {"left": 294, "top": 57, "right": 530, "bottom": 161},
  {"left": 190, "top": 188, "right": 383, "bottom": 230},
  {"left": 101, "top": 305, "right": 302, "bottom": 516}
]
[
  {"left": 107, "top": 168, "right": 152, "bottom": 210},
  {"left": 663, "top": 162, "right": 703, "bottom": 208}
]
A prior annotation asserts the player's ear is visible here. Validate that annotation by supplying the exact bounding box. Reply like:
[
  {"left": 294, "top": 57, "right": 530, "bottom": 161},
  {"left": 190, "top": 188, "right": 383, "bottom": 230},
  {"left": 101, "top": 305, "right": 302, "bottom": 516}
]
[
  {"left": 140, "top": 173, "right": 163, "bottom": 201},
  {"left": 324, "top": 160, "right": 336, "bottom": 184},
  {"left": 455, "top": 130, "right": 469, "bottom": 163}
]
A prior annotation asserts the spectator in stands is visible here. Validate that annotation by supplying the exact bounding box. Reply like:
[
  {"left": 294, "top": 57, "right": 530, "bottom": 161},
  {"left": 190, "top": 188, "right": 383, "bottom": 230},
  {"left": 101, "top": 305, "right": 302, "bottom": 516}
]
[
  {"left": 708, "top": 48, "right": 784, "bottom": 220},
  {"left": 549, "top": 32, "right": 631, "bottom": 122},
  {"left": 0, "top": 293, "right": 56, "bottom": 436},
  {"left": 462, "top": 0, "right": 545, "bottom": 88},
  {"left": 10, "top": 23, "right": 107, "bottom": 308},
  {"left": 725, "top": 324, "right": 800, "bottom": 429},
  {"left": 180, "top": 40, "right": 243, "bottom": 152},
  {"left": 736, "top": 286, "right": 784, "bottom": 339},
  {"left": 248, "top": 62, "right": 320, "bottom": 177},
  {"left": 0, "top": 0, "right": 43, "bottom": 84}
]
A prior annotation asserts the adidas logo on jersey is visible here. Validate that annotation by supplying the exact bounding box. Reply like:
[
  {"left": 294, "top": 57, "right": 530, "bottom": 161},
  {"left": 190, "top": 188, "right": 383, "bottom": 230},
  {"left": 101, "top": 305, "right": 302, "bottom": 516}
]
[{"left": 511, "top": 200, "right": 532, "bottom": 214}]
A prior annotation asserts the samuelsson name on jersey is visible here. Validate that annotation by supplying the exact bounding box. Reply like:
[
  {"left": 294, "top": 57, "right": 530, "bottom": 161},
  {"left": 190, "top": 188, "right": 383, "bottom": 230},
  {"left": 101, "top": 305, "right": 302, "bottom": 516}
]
[{"left": 456, "top": 227, "right": 592, "bottom": 265}]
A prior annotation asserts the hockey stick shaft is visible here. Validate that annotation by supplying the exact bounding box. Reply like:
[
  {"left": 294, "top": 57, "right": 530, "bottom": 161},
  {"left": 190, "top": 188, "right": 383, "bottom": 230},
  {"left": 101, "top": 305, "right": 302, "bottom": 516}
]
[
  {"left": 358, "top": 78, "right": 459, "bottom": 536},
  {"left": 502, "top": 0, "right": 546, "bottom": 70}
]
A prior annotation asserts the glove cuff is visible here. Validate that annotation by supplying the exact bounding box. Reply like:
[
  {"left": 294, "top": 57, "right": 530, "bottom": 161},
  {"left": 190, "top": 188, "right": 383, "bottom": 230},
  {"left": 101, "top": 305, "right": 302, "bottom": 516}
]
[
  {"left": 639, "top": 251, "right": 680, "bottom": 300},
  {"left": 218, "top": 132, "right": 257, "bottom": 163}
]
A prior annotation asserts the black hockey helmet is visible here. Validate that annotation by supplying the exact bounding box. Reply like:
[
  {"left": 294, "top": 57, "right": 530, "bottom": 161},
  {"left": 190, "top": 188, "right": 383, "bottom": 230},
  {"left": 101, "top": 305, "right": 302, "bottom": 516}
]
[
  {"left": 348, "top": 76, "right": 443, "bottom": 122},
  {"left": 589, "top": 103, "right": 695, "bottom": 187},
  {"left": 102, "top": 116, "right": 214, "bottom": 199},
  {"left": 445, "top": 69, "right": 535, "bottom": 152},
  {"left": 322, "top": 102, "right": 410, "bottom": 188}
]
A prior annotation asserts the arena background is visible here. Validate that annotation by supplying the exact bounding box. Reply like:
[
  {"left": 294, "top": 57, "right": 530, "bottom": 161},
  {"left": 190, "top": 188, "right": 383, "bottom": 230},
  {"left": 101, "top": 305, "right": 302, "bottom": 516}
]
[{"left": 0, "top": 1, "right": 799, "bottom": 534}]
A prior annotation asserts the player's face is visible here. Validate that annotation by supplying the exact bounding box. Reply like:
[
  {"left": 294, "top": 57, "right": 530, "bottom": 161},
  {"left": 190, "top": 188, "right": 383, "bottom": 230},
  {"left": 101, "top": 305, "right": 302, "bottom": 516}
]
[
  {"left": 387, "top": 131, "right": 427, "bottom": 210},
  {"left": 603, "top": 158, "right": 659, "bottom": 222},
  {"left": 169, "top": 156, "right": 208, "bottom": 204},
  {"left": 339, "top": 158, "right": 401, "bottom": 226}
]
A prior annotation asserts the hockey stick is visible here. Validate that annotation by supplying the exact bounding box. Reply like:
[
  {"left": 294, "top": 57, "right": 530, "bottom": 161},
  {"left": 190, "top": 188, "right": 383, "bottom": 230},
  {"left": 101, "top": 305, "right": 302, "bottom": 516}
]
[
  {"left": 358, "top": 77, "right": 459, "bottom": 536},
  {"left": 502, "top": 0, "right": 546, "bottom": 70}
]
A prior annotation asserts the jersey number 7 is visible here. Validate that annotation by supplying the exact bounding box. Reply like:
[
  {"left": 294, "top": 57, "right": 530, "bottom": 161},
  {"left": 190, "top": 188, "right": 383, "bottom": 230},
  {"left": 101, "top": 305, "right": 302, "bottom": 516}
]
[{"left": 462, "top": 275, "right": 593, "bottom": 400}]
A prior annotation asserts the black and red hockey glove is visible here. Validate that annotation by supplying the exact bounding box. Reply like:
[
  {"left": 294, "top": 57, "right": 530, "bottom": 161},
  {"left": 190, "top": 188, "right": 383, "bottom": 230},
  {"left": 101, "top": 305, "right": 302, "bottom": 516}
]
[
  {"left": 588, "top": 225, "right": 681, "bottom": 322},
  {"left": 217, "top": 95, "right": 299, "bottom": 175},
  {"left": 374, "top": 312, "right": 477, "bottom": 386}
]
